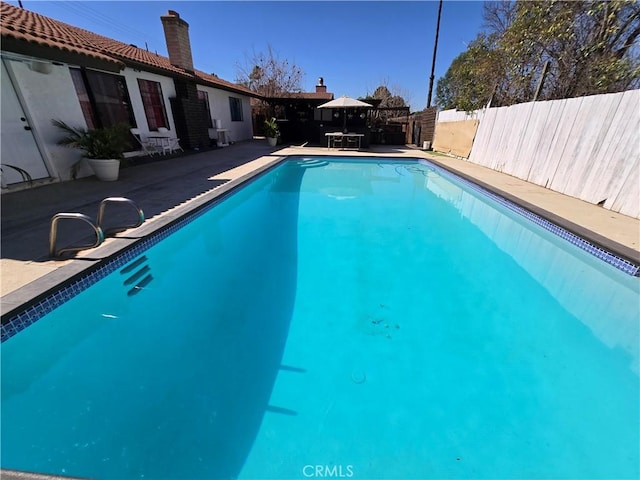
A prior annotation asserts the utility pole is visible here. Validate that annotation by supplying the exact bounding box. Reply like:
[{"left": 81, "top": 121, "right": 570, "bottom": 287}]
[
  {"left": 533, "top": 60, "right": 550, "bottom": 101},
  {"left": 426, "top": 0, "right": 443, "bottom": 108}
]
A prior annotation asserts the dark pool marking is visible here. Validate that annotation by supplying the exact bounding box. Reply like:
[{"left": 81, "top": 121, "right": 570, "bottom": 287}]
[
  {"left": 280, "top": 365, "right": 307, "bottom": 373},
  {"left": 123, "top": 265, "right": 151, "bottom": 285},
  {"left": 266, "top": 405, "right": 298, "bottom": 416},
  {"left": 351, "top": 370, "right": 367, "bottom": 384}
]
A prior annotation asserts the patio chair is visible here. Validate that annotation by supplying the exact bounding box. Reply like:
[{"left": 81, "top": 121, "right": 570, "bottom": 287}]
[
  {"left": 167, "top": 137, "right": 184, "bottom": 154},
  {"left": 158, "top": 127, "right": 184, "bottom": 154},
  {"left": 345, "top": 135, "right": 359, "bottom": 149},
  {"left": 130, "top": 128, "right": 160, "bottom": 156},
  {"left": 332, "top": 135, "right": 343, "bottom": 149}
]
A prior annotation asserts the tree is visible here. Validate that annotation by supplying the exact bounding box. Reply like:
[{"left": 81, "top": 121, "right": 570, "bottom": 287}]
[
  {"left": 235, "top": 45, "right": 304, "bottom": 118},
  {"left": 499, "top": 0, "right": 640, "bottom": 101},
  {"left": 235, "top": 45, "right": 304, "bottom": 97},
  {"left": 436, "top": 0, "right": 640, "bottom": 110},
  {"left": 368, "top": 84, "right": 410, "bottom": 109},
  {"left": 482, "top": 0, "right": 517, "bottom": 36},
  {"left": 435, "top": 34, "right": 503, "bottom": 110},
  {"left": 363, "top": 83, "right": 410, "bottom": 123}
]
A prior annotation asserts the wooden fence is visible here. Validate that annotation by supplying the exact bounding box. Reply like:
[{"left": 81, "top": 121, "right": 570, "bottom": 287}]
[
  {"left": 463, "top": 90, "right": 639, "bottom": 218},
  {"left": 406, "top": 107, "right": 437, "bottom": 147}
]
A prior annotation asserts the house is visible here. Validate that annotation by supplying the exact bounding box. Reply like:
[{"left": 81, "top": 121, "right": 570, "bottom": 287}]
[{"left": 0, "top": 2, "right": 259, "bottom": 189}]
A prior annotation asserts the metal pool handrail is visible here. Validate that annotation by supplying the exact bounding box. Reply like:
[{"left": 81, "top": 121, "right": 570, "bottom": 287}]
[
  {"left": 49, "top": 197, "right": 144, "bottom": 258},
  {"left": 96, "top": 197, "right": 145, "bottom": 235},
  {"left": 49, "top": 213, "right": 105, "bottom": 257}
]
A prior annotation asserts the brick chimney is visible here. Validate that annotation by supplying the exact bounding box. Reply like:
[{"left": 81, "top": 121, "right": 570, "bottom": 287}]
[
  {"left": 161, "top": 10, "right": 194, "bottom": 71},
  {"left": 316, "top": 77, "right": 327, "bottom": 93}
]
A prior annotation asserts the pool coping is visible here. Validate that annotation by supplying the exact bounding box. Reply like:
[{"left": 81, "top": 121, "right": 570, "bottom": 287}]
[
  {"left": 0, "top": 469, "right": 84, "bottom": 480},
  {"left": 422, "top": 156, "right": 640, "bottom": 269}
]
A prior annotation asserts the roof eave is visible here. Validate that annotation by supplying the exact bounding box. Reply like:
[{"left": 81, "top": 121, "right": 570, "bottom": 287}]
[{"left": 1, "top": 35, "right": 124, "bottom": 72}]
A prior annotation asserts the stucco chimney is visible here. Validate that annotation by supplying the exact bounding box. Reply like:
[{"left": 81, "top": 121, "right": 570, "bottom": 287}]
[
  {"left": 161, "top": 10, "right": 194, "bottom": 71},
  {"left": 316, "top": 77, "right": 327, "bottom": 93}
]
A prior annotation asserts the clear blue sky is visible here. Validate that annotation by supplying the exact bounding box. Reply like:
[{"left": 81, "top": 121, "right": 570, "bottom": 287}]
[{"left": 7, "top": 0, "right": 487, "bottom": 111}]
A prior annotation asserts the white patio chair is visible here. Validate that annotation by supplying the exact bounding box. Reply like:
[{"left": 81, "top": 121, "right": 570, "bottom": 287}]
[
  {"left": 157, "top": 127, "right": 183, "bottom": 154},
  {"left": 166, "top": 137, "right": 184, "bottom": 154},
  {"left": 130, "top": 128, "right": 160, "bottom": 156}
]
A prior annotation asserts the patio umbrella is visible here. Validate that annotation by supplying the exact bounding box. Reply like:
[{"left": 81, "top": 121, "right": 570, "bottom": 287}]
[{"left": 318, "top": 95, "right": 373, "bottom": 132}]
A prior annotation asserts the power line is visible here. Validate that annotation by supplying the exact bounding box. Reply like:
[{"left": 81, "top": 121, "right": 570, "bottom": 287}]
[
  {"left": 68, "top": 2, "right": 155, "bottom": 41},
  {"left": 58, "top": 1, "right": 163, "bottom": 50}
]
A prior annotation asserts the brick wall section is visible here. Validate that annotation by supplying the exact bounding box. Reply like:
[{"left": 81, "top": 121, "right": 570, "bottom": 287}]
[
  {"left": 406, "top": 107, "right": 437, "bottom": 146},
  {"left": 161, "top": 11, "right": 194, "bottom": 71},
  {"left": 170, "top": 78, "right": 209, "bottom": 150}
]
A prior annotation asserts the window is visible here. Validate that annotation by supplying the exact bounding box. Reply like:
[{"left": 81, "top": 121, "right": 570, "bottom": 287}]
[
  {"left": 198, "top": 90, "right": 213, "bottom": 128},
  {"left": 70, "top": 69, "right": 98, "bottom": 129},
  {"left": 229, "top": 97, "right": 243, "bottom": 122},
  {"left": 137, "top": 79, "right": 169, "bottom": 131},
  {"left": 70, "top": 68, "right": 135, "bottom": 129}
]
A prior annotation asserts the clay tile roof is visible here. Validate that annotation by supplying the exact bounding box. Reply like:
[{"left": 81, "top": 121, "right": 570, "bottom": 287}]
[
  {"left": 0, "top": 1, "right": 256, "bottom": 97},
  {"left": 1, "top": 1, "right": 122, "bottom": 66}
]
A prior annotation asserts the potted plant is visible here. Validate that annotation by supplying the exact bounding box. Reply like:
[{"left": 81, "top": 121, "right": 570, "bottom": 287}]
[
  {"left": 263, "top": 117, "right": 280, "bottom": 147},
  {"left": 53, "top": 119, "right": 131, "bottom": 181}
]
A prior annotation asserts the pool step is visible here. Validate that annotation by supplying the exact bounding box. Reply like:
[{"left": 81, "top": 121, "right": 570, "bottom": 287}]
[
  {"left": 121, "top": 255, "right": 154, "bottom": 296},
  {"left": 295, "top": 158, "right": 329, "bottom": 168}
]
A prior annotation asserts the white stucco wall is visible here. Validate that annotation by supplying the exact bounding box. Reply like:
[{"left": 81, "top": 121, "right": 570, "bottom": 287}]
[
  {"left": 201, "top": 86, "right": 253, "bottom": 142},
  {"left": 123, "top": 69, "right": 177, "bottom": 135},
  {"left": 3, "top": 52, "right": 254, "bottom": 183},
  {"left": 4, "top": 58, "right": 91, "bottom": 180},
  {"left": 5, "top": 59, "right": 182, "bottom": 180}
]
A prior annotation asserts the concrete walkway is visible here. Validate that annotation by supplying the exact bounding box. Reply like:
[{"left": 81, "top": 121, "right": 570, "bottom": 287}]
[{"left": 2, "top": 141, "right": 639, "bottom": 317}]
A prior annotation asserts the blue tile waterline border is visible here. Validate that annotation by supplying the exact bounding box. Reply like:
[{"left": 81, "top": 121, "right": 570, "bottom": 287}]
[
  {"left": 417, "top": 159, "right": 640, "bottom": 277},
  {"left": 1, "top": 199, "right": 214, "bottom": 343},
  {"left": 3, "top": 156, "right": 638, "bottom": 342}
]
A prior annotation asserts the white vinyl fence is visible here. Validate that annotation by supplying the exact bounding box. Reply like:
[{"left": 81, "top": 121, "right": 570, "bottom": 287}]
[{"left": 467, "top": 90, "right": 640, "bottom": 218}]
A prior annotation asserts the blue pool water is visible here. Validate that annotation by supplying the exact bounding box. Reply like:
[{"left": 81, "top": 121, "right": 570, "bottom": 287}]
[{"left": 2, "top": 158, "right": 639, "bottom": 479}]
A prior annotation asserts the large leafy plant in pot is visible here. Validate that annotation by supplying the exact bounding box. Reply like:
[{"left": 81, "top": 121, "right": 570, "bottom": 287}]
[
  {"left": 263, "top": 117, "right": 280, "bottom": 147},
  {"left": 53, "top": 120, "right": 131, "bottom": 181}
]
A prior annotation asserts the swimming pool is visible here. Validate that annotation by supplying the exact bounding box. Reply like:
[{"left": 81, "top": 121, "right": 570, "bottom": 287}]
[{"left": 2, "top": 157, "right": 639, "bottom": 479}]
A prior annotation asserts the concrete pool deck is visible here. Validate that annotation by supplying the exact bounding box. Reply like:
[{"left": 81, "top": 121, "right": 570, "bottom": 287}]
[{"left": 2, "top": 140, "right": 639, "bottom": 318}]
